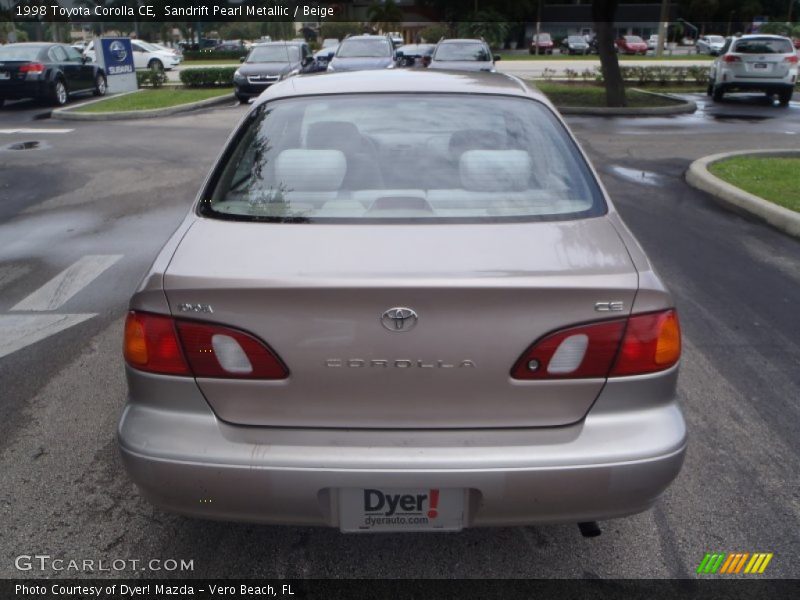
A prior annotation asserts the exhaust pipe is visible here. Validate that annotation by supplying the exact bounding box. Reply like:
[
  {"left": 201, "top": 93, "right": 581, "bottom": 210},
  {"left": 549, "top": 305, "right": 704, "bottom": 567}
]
[{"left": 578, "top": 521, "right": 602, "bottom": 538}]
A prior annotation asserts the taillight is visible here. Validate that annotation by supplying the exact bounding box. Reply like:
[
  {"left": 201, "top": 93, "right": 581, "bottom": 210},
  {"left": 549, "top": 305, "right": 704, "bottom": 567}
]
[
  {"left": 123, "top": 311, "right": 288, "bottom": 379},
  {"left": 19, "top": 62, "right": 45, "bottom": 74},
  {"left": 784, "top": 55, "right": 798, "bottom": 64},
  {"left": 510, "top": 309, "right": 680, "bottom": 380},
  {"left": 723, "top": 55, "right": 741, "bottom": 63}
]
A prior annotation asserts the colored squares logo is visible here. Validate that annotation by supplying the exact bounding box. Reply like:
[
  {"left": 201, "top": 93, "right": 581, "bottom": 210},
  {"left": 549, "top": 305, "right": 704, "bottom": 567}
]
[{"left": 697, "top": 552, "right": 773, "bottom": 575}]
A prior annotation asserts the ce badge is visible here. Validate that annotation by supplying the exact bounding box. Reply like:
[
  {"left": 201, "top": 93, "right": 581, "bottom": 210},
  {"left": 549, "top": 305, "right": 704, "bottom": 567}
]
[{"left": 380, "top": 307, "right": 418, "bottom": 333}]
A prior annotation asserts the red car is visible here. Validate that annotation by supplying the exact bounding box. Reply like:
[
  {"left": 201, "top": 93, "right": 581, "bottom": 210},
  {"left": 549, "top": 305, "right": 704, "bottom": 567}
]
[
  {"left": 529, "top": 33, "right": 554, "bottom": 55},
  {"left": 616, "top": 35, "right": 648, "bottom": 55}
]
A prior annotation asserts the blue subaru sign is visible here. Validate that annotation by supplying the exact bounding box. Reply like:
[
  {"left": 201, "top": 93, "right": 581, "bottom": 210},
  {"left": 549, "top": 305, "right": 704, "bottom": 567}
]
[{"left": 97, "top": 37, "right": 136, "bottom": 94}]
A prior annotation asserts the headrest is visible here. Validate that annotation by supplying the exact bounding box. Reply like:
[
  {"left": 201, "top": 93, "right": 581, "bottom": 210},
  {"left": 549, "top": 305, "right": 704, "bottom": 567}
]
[
  {"left": 459, "top": 150, "right": 532, "bottom": 192},
  {"left": 307, "top": 121, "right": 364, "bottom": 154},
  {"left": 275, "top": 149, "right": 346, "bottom": 192}
]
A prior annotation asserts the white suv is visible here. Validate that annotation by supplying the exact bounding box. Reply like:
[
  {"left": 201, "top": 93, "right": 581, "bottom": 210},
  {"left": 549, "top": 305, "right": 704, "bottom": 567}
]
[
  {"left": 84, "top": 40, "right": 181, "bottom": 71},
  {"left": 708, "top": 34, "right": 798, "bottom": 106}
]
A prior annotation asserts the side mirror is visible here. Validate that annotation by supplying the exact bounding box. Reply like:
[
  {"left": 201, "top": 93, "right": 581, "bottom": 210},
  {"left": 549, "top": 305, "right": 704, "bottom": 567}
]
[
  {"left": 82, "top": 55, "right": 90, "bottom": 63},
  {"left": 396, "top": 51, "right": 404, "bottom": 59},
  {"left": 239, "top": 56, "right": 246, "bottom": 63},
  {"left": 327, "top": 51, "right": 335, "bottom": 60}
]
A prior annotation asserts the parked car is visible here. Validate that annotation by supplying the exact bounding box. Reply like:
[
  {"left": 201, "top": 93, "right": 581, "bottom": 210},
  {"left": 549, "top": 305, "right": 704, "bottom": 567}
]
[
  {"left": 708, "top": 34, "right": 798, "bottom": 106},
  {"left": 119, "top": 69, "right": 687, "bottom": 532},
  {"left": 233, "top": 41, "right": 313, "bottom": 103},
  {"left": 561, "top": 35, "right": 590, "bottom": 55},
  {"left": 529, "top": 33, "right": 554, "bottom": 54},
  {"left": 428, "top": 39, "right": 497, "bottom": 72},
  {"left": 321, "top": 38, "right": 339, "bottom": 49},
  {"left": 151, "top": 43, "right": 183, "bottom": 64},
  {"left": 0, "top": 42, "right": 106, "bottom": 107},
  {"left": 395, "top": 43, "right": 435, "bottom": 68},
  {"left": 214, "top": 40, "right": 245, "bottom": 53},
  {"left": 646, "top": 34, "right": 666, "bottom": 51},
  {"left": 84, "top": 39, "right": 180, "bottom": 71},
  {"left": 616, "top": 36, "right": 648, "bottom": 55},
  {"left": 387, "top": 32, "right": 404, "bottom": 48},
  {"left": 327, "top": 35, "right": 395, "bottom": 72},
  {"left": 696, "top": 35, "right": 726, "bottom": 56},
  {"left": 311, "top": 44, "right": 339, "bottom": 72}
]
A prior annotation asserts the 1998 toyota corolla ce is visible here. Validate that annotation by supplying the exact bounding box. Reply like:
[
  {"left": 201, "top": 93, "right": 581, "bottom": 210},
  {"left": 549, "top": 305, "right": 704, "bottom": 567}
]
[{"left": 118, "top": 71, "right": 686, "bottom": 533}]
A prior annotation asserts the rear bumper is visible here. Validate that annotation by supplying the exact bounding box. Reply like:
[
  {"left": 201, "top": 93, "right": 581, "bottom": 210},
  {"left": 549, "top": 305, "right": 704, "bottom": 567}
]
[
  {"left": 117, "top": 369, "right": 687, "bottom": 528},
  {"left": 0, "top": 80, "right": 49, "bottom": 100}
]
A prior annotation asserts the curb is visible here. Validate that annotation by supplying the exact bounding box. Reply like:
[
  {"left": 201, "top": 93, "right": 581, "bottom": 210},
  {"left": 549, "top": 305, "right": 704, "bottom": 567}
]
[
  {"left": 558, "top": 89, "right": 696, "bottom": 116},
  {"left": 686, "top": 150, "right": 800, "bottom": 239},
  {"left": 52, "top": 90, "right": 233, "bottom": 121}
]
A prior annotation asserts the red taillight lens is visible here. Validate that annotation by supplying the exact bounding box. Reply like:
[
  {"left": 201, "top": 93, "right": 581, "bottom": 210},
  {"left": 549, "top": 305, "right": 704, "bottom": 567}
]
[
  {"left": 123, "top": 311, "right": 288, "bottom": 379},
  {"left": 175, "top": 321, "right": 288, "bottom": 379},
  {"left": 511, "top": 319, "right": 627, "bottom": 379},
  {"left": 124, "top": 312, "right": 191, "bottom": 376},
  {"left": 784, "top": 55, "right": 798, "bottom": 64},
  {"left": 611, "top": 310, "right": 681, "bottom": 376},
  {"left": 19, "top": 62, "right": 45, "bottom": 74},
  {"left": 723, "top": 55, "right": 741, "bottom": 63},
  {"left": 510, "top": 309, "right": 680, "bottom": 380}
]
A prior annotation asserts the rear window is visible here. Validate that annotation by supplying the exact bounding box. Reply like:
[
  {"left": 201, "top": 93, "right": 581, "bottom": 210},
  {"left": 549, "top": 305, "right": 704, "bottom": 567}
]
[
  {"left": 248, "top": 45, "right": 299, "bottom": 63},
  {"left": 733, "top": 38, "right": 793, "bottom": 54},
  {"left": 202, "top": 94, "right": 605, "bottom": 223},
  {"left": 0, "top": 46, "right": 42, "bottom": 61},
  {"left": 434, "top": 43, "right": 490, "bottom": 62}
]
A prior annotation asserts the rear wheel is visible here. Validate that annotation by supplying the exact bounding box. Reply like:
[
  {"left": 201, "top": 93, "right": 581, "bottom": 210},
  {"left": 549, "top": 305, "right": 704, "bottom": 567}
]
[
  {"left": 712, "top": 84, "right": 724, "bottom": 102},
  {"left": 51, "top": 79, "right": 68, "bottom": 106},
  {"left": 148, "top": 59, "right": 164, "bottom": 71},
  {"left": 93, "top": 73, "right": 107, "bottom": 96},
  {"left": 235, "top": 94, "right": 249, "bottom": 104},
  {"left": 777, "top": 89, "right": 792, "bottom": 107}
]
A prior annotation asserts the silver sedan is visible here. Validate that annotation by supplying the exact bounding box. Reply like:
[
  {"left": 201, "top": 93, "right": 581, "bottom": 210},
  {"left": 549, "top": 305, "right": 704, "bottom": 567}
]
[{"left": 118, "top": 70, "right": 686, "bottom": 533}]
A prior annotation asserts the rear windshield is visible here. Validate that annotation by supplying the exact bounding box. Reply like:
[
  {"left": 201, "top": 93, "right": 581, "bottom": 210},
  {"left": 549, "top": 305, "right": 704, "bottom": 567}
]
[
  {"left": 733, "top": 38, "right": 793, "bottom": 54},
  {"left": 434, "top": 43, "right": 490, "bottom": 61},
  {"left": 202, "top": 94, "right": 605, "bottom": 224},
  {"left": 0, "top": 46, "right": 42, "bottom": 61},
  {"left": 248, "top": 46, "right": 299, "bottom": 63},
  {"left": 337, "top": 39, "right": 392, "bottom": 58}
]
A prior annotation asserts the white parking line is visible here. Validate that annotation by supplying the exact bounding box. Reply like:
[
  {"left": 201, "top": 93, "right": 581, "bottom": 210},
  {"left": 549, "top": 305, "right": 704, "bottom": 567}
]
[
  {"left": 0, "top": 128, "right": 75, "bottom": 134},
  {"left": 0, "top": 314, "right": 95, "bottom": 360},
  {"left": 10, "top": 255, "right": 122, "bottom": 312}
]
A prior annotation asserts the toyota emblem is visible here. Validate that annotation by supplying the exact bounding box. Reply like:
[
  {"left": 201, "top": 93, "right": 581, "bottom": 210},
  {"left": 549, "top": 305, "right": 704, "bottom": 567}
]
[{"left": 380, "top": 307, "right": 418, "bottom": 332}]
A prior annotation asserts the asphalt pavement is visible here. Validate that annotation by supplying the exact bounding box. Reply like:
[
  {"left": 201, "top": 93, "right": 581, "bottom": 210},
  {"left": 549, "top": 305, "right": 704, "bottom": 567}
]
[{"left": 0, "top": 90, "right": 799, "bottom": 579}]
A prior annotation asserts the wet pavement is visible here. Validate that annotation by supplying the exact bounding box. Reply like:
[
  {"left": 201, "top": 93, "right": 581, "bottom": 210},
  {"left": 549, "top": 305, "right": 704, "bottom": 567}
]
[{"left": 0, "top": 93, "right": 799, "bottom": 579}]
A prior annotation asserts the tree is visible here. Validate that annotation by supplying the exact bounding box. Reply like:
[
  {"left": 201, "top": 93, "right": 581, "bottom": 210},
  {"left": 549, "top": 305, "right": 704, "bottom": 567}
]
[
  {"left": 457, "top": 10, "right": 509, "bottom": 49},
  {"left": 320, "top": 22, "right": 366, "bottom": 41},
  {"left": 367, "top": 0, "right": 403, "bottom": 33},
  {"left": 593, "top": 0, "right": 626, "bottom": 107}
]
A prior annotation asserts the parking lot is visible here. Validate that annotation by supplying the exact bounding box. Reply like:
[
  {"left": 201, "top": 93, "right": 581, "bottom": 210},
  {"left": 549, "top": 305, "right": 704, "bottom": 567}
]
[{"left": 1, "top": 87, "right": 799, "bottom": 579}]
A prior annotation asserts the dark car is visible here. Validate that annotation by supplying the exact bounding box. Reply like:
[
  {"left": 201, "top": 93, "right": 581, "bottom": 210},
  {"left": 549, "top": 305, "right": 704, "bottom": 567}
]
[
  {"left": 428, "top": 39, "right": 498, "bottom": 72},
  {"left": 561, "top": 35, "right": 590, "bottom": 55},
  {"left": 233, "top": 42, "right": 313, "bottom": 104},
  {"left": 214, "top": 40, "right": 245, "bottom": 53},
  {"left": 0, "top": 42, "right": 106, "bottom": 107},
  {"left": 327, "top": 35, "right": 395, "bottom": 72},
  {"left": 395, "top": 44, "right": 435, "bottom": 68}
]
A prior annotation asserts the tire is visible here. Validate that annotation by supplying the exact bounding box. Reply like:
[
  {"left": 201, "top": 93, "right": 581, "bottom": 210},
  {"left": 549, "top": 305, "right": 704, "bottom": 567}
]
[
  {"left": 777, "top": 89, "right": 792, "bottom": 107},
  {"left": 93, "top": 73, "right": 107, "bottom": 97},
  {"left": 235, "top": 94, "right": 249, "bottom": 104},
  {"left": 0, "top": 98, "right": 4, "bottom": 109},
  {"left": 706, "top": 81, "right": 714, "bottom": 96},
  {"left": 712, "top": 84, "right": 724, "bottom": 102},
  {"left": 148, "top": 59, "right": 164, "bottom": 71},
  {"left": 51, "top": 78, "right": 68, "bottom": 106}
]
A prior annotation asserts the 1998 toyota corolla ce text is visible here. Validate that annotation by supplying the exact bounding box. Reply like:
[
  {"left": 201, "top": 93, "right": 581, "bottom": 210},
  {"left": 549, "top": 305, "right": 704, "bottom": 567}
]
[{"left": 118, "top": 71, "right": 686, "bottom": 533}]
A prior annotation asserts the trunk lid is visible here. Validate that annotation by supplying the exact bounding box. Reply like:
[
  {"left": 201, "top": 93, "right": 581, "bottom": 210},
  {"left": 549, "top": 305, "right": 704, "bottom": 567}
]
[{"left": 164, "top": 217, "right": 638, "bottom": 429}]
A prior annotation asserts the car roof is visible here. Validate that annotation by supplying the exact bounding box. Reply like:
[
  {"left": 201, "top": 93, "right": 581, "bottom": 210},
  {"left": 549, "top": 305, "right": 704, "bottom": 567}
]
[
  {"left": 438, "top": 39, "right": 485, "bottom": 44},
  {"left": 253, "top": 41, "right": 305, "bottom": 47},
  {"left": 255, "top": 70, "right": 547, "bottom": 106},
  {"left": 736, "top": 34, "right": 789, "bottom": 39}
]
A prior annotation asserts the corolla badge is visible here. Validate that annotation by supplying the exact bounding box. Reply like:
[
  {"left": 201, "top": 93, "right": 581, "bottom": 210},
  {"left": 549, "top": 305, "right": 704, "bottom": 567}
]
[
  {"left": 109, "top": 41, "right": 127, "bottom": 63},
  {"left": 381, "top": 307, "right": 418, "bottom": 332}
]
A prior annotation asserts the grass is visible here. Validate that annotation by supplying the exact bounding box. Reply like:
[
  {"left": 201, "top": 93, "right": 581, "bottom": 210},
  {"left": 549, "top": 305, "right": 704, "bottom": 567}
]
[
  {"left": 533, "top": 82, "right": 685, "bottom": 108},
  {"left": 709, "top": 157, "right": 800, "bottom": 213},
  {"left": 499, "top": 53, "right": 713, "bottom": 61},
  {"left": 74, "top": 87, "right": 233, "bottom": 113}
]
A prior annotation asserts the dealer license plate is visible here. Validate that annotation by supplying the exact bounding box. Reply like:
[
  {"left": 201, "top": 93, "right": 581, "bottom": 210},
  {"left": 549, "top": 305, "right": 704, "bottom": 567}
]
[
  {"left": 753, "top": 63, "right": 769, "bottom": 69},
  {"left": 339, "top": 487, "right": 465, "bottom": 532}
]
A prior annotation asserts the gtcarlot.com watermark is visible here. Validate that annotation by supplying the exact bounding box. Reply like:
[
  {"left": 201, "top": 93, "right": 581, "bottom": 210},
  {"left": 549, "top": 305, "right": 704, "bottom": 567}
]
[{"left": 14, "top": 554, "right": 194, "bottom": 573}]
